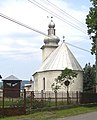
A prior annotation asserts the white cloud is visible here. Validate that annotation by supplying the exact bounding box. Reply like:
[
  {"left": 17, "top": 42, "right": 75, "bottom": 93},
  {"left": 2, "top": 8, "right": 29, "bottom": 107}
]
[
  {"left": 0, "top": 0, "right": 91, "bottom": 51},
  {"left": 0, "top": 0, "right": 94, "bottom": 79}
]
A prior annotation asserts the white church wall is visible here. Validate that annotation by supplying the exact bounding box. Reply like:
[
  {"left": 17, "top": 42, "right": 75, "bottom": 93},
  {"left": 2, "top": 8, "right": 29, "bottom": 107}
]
[
  {"left": 69, "top": 71, "right": 83, "bottom": 92},
  {"left": 41, "top": 46, "right": 57, "bottom": 62},
  {"left": 45, "top": 70, "right": 61, "bottom": 91},
  {"left": 33, "top": 70, "right": 61, "bottom": 91},
  {"left": 33, "top": 70, "right": 83, "bottom": 92},
  {"left": 34, "top": 73, "right": 39, "bottom": 91}
]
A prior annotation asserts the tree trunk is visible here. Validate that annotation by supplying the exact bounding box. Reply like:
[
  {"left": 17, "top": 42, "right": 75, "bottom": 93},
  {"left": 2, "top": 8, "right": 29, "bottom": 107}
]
[{"left": 96, "top": 38, "right": 97, "bottom": 93}]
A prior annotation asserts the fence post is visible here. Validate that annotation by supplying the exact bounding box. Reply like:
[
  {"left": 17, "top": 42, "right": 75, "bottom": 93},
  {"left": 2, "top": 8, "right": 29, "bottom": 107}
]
[
  {"left": 62, "top": 92, "right": 63, "bottom": 103},
  {"left": 24, "top": 89, "right": 26, "bottom": 114},
  {"left": 67, "top": 86, "right": 69, "bottom": 104},
  {"left": 79, "top": 91, "right": 82, "bottom": 104},
  {"left": 48, "top": 92, "right": 51, "bottom": 107},
  {"left": 55, "top": 91, "right": 57, "bottom": 107},
  {"left": 76, "top": 91, "right": 78, "bottom": 104},
  {"left": 30, "top": 91, "right": 34, "bottom": 110},
  {"left": 30, "top": 91, "right": 32, "bottom": 110},
  {"left": 41, "top": 90, "right": 43, "bottom": 107},
  {"left": 2, "top": 88, "right": 4, "bottom": 117}
]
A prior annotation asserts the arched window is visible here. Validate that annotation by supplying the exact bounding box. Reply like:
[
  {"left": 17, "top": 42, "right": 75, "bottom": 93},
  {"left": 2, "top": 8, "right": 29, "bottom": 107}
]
[{"left": 43, "top": 78, "right": 45, "bottom": 90}]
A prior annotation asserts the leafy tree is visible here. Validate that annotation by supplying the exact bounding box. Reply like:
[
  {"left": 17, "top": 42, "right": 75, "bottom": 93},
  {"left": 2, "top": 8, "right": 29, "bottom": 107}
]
[
  {"left": 51, "top": 80, "right": 61, "bottom": 92},
  {"left": 51, "top": 68, "right": 78, "bottom": 92},
  {"left": 51, "top": 68, "right": 78, "bottom": 104},
  {"left": 86, "top": 0, "right": 97, "bottom": 54},
  {"left": 83, "top": 63, "right": 96, "bottom": 92}
]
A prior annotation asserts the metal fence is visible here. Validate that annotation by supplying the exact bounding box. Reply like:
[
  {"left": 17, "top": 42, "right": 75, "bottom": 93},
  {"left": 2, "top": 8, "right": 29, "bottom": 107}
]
[
  {"left": 25, "top": 90, "right": 80, "bottom": 110},
  {"left": 79, "top": 92, "right": 97, "bottom": 104},
  {"left": 1, "top": 89, "right": 97, "bottom": 116},
  {"left": 0, "top": 89, "right": 26, "bottom": 116},
  {"left": 0, "top": 89, "right": 79, "bottom": 107}
]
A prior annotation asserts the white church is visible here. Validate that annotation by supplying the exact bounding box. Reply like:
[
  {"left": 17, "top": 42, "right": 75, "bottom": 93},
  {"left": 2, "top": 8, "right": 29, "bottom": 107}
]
[{"left": 32, "top": 19, "right": 83, "bottom": 92}]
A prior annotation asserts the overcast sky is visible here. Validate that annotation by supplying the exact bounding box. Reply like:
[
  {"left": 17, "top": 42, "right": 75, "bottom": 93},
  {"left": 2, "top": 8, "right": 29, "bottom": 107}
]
[{"left": 0, "top": 0, "right": 95, "bottom": 80}]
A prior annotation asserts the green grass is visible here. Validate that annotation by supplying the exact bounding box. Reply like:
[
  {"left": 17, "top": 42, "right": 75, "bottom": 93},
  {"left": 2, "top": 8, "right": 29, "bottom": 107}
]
[
  {"left": 0, "top": 98, "right": 24, "bottom": 107},
  {"left": 1, "top": 106, "right": 97, "bottom": 120},
  {"left": 0, "top": 98, "right": 67, "bottom": 108}
]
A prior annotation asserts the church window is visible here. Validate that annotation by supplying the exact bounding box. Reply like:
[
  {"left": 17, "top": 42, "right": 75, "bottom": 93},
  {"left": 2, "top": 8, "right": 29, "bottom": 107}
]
[{"left": 43, "top": 78, "right": 45, "bottom": 90}]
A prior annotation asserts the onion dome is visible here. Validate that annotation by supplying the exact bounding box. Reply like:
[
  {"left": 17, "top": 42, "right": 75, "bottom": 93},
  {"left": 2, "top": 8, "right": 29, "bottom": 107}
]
[
  {"left": 48, "top": 20, "right": 55, "bottom": 28},
  {"left": 44, "top": 35, "right": 60, "bottom": 45},
  {"left": 44, "top": 19, "right": 60, "bottom": 45}
]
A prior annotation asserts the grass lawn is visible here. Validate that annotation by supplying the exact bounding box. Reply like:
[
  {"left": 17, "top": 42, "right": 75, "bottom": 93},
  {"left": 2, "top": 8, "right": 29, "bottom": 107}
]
[{"left": 1, "top": 105, "right": 97, "bottom": 120}]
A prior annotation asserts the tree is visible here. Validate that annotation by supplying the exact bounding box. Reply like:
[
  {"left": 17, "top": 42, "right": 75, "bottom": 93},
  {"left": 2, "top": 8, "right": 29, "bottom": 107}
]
[
  {"left": 86, "top": 0, "right": 97, "bottom": 54},
  {"left": 83, "top": 63, "right": 96, "bottom": 92},
  {"left": 51, "top": 80, "right": 61, "bottom": 92},
  {"left": 51, "top": 68, "right": 78, "bottom": 104},
  {"left": 51, "top": 68, "right": 78, "bottom": 91}
]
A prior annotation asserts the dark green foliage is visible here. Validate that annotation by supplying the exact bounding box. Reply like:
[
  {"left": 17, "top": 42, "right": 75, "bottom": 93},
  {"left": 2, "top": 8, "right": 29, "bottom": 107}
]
[
  {"left": 83, "top": 63, "right": 96, "bottom": 92},
  {"left": 86, "top": 0, "right": 97, "bottom": 54}
]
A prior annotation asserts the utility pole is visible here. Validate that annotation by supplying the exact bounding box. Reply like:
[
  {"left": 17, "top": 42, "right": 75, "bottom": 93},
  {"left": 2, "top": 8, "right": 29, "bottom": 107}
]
[{"left": 96, "top": 38, "right": 97, "bottom": 93}]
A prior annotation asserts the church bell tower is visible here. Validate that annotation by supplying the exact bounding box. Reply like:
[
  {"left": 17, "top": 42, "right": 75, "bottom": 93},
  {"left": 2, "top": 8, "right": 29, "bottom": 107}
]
[{"left": 41, "top": 19, "right": 60, "bottom": 62}]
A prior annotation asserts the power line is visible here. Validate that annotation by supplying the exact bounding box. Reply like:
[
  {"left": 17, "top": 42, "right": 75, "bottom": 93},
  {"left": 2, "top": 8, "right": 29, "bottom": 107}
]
[
  {"left": 66, "top": 42, "right": 91, "bottom": 53},
  {"left": 0, "top": 12, "right": 47, "bottom": 36},
  {"left": 41, "top": 0, "right": 85, "bottom": 28},
  {"left": 27, "top": 0, "right": 86, "bottom": 34},
  {"left": 0, "top": 13, "right": 90, "bottom": 53},
  {"left": 28, "top": 0, "right": 86, "bottom": 33},
  {"left": 0, "top": 43, "right": 91, "bottom": 57}
]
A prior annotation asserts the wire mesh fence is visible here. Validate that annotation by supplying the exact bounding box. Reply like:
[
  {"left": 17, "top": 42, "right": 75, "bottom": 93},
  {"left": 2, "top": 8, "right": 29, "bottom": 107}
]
[
  {"left": 0, "top": 88, "right": 97, "bottom": 116},
  {"left": 25, "top": 90, "right": 80, "bottom": 111},
  {"left": 0, "top": 89, "right": 79, "bottom": 108},
  {"left": 0, "top": 89, "right": 81, "bottom": 116}
]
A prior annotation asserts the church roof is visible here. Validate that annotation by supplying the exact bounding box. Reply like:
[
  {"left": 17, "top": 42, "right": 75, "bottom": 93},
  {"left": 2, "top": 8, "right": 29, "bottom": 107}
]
[
  {"left": 38, "top": 41, "right": 82, "bottom": 72},
  {"left": 2, "top": 75, "right": 21, "bottom": 81}
]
